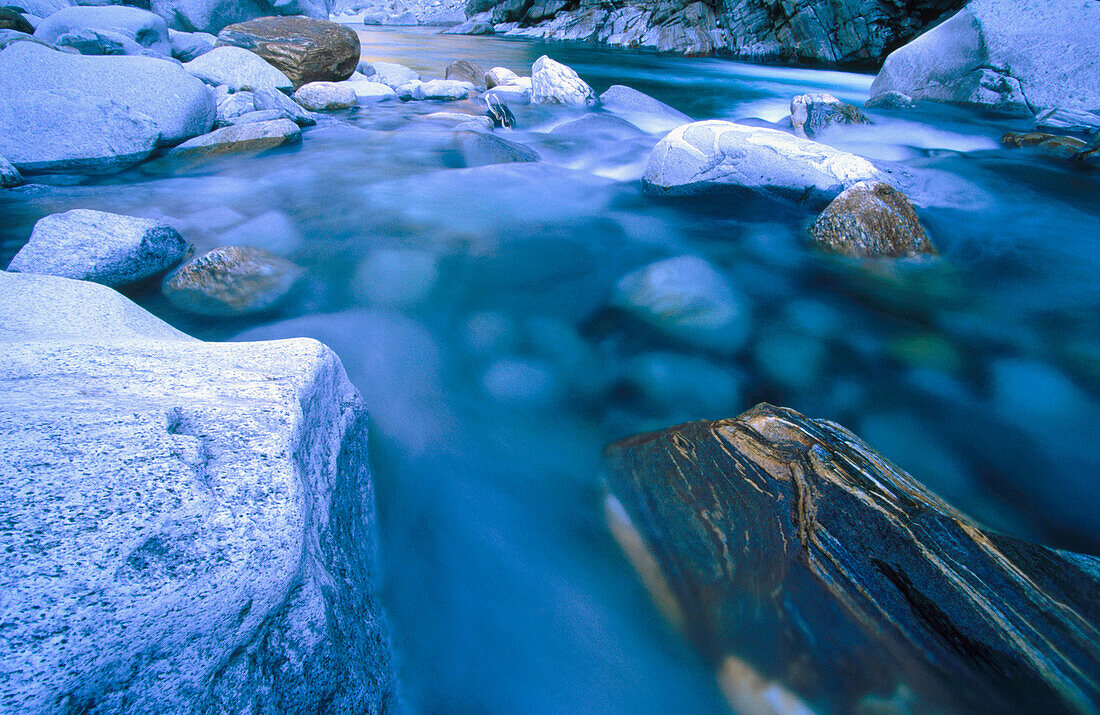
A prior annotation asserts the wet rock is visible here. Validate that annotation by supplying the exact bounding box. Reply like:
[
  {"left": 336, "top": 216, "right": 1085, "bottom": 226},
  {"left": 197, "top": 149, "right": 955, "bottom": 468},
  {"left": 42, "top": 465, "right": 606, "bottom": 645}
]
[
  {"left": 550, "top": 113, "right": 645, "bottom": 140},
  {"left": 1001, "top": 132, "right": 1089, "bottom": 161},
  {"left": 216, "top": 209, "right": 301, "bottom": 254},
  {"left": 183, "top": 45, "right": 293, "bottom": 92},
  {"left": 0, "top": 6, "right": 33, "bottom": 33},
  {"left": 168, "top": 27, "right": 214, "bottom": 60},
  {"left": 612, "top": 255, "right": 751, "bottom": 353},
  {"left": 252, "top": 86, "right": 316, "bottom": 125},
  {"left": 603, "top": 402, "right": 1100, "bottom": 714},
  {"left": 789, "top": 92, "right": 870, "bottom": 138},
  {"left": 394, "top": 79, "right": 421, "bottom": 101},
  {"left": 808, "top": 181, "right": 936, "bottom": 258},
  {"left": 6, "top": 209, "right": 187, "bottom": 287},
  {"left": 484, "top": 65, "right": 518, "bottom": 88},
  {"left": 530, "top": 55, "right": 596, "bottom": 106},
  {"left": 598, "top": 84, "right": 691, "bottom": 133},
  {"left": 216, "top": 16, "right": 359, "bottom": 88},
  {"left": 445, "top": 58, "right": 485, "bottom": 87},
  {"left": 0, "top": 271, "right": 396, "bottom": 714},
  {"left": 370, "top": 60, "right": 419, "bottom": 88},
  {"left": 34, "top": 6, "right": 171, "bottom": 56},
  {"left": 162, "top": 119, "right": 301, "bottom": 165},
  {"left": 164, "top": 245, "right": 303, "bottom": 316},
  {"left": 411, "top": 78, "right": 470, "bottom": 101},
  {"left": 220, "top": 107, "right": 292, "bottom": 125},
  {"left": 482, "top": 93, "right": 517, "bottom": 126},
  {"left": 0, "top": 153, "right": 23, "bottom": 188},
  {"left": 642, "top": 120, "right": 879, "bottom": 201},
  {"left": 293, "top": 80, "right": 356, "bottom": 110},
  {"left": 456, "top": 131, "right": 539, "bottom": 167},
  {"left": 864, "top": 90, "right": 915, "bottom": 110},
  {"left": 482, "top": 82, "right": 530, "bottom": 105},
  {"left": 352, "top": 248, "right": 439, "bottom": 308}
]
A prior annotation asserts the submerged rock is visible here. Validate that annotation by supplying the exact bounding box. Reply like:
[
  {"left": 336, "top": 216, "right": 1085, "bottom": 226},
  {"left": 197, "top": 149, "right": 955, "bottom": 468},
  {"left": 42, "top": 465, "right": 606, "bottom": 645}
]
[
  {"left": 0, "top": 271, "right": 396, "bottom": 713},
  {"left": 604, "top": 403, "right": 1100, "bottom": 713},
  {"left": 216, "top": 16, "right": 359, "bottom": 87},
  {"left": 456, "top": 131, "right": 539, "bottom": 167},
  {"left": 789, "top": 92, "right": 870, "bottom": 138},
  {"left": 161, "top": 118, "right": 301, "bottom": 165},
  {"left": 184, "top": 45, "right": 293, "bottom": 92},
  {"left": 808, "top": 181, "right": 936, "bottom": 258},
  {"left": 370, "top": 60, "right": 419, "bottom": 88},
  {"left": 598, "top": 84, "right": 691, "bottom": 133},
  {"left": 7, "top": 209, "right": 187, "bottom": 287},
  {"left": 530, "top": 55, "right": 597, "bottom": 106},
  {"left": 33, "top": 6, "right": 171, "bottom": 56},
  {"left": 163, "top": 245, "right": 303, "bottom": 316},
  {"left": 293, "top": 80, "right": 357, "bottom": 110},
  {"left": 1001, "top": 132, "right": 1090, "bottom": 161}
]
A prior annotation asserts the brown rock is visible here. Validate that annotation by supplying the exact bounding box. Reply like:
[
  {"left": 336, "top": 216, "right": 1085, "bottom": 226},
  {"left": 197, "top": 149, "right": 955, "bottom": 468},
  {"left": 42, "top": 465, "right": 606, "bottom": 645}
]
[
  {"left": 1002, "top": 132, "right": 1088, "bottom": 161},
  {"left": 604, "top": 403, "right": 1100, "bottom": 714},
  {"left": 809, "top": 181, "right": 936, "bottom": 258},
  {"left": 163, "top": 245, "right": 303, "bottom": 317},
  {"left": 216, "top": 16, "right": 360, "bottom": 89},
  {"left": 444, "top": 59, "right": 486, "bottom": 88},
  {"left": 0, "top": 6, "right": 33, "bottom": 34}
]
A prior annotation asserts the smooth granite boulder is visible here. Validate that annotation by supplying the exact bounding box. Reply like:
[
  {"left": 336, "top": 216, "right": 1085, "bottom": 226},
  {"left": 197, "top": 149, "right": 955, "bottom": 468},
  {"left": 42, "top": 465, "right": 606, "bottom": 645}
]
[
  {"left": 252, "top": 85, "right": 316, "bottom": 125},
  {"left": 216, "top": 16, "right": 359, "bottom": 87},
  {"left": 0, "top": 153, "right": 23, "bottom": 187},
  {"left": 168, "top": 27, "right": 214, "bottom": 60},
  {"left": 598, "top": 84, "right": 691, "bottom": 133},
  {"left": 530, "top": 55, "right": 596, "bottom": 106},
  {"left": 148, "top": 0, "right": 335, "bottom": 36},
  {"left": 808, "top": 181, "right": 937, "bottom": 258},
  {"left": 34, "top": 6, "right": 171, "bottom": 56},
  {"left": 292, "top": 80, "right": 356, "bottom": 110},
  {"left": 0, "top": 271, "right": 396, "bottom": 713},
  {"left": 483, "top": 65, "right": 518, "bottom": 88},
  {"left": 410, "top": 78, "right": 470, "bottom": 101},
  {"left": 157, "top": 118, "right": 301, "bottom": 169},
  {"left": 184, "top": 44, "right": 293, "bottom": 92},
  {"left": 344, "top": 75, "right": 397, "bottom": 102},
  {"left": 163, "top": 245, "right": 303, "bottom": 316},
  {"left": 6, "top": 209, "right": 188, "bottom": 286}
]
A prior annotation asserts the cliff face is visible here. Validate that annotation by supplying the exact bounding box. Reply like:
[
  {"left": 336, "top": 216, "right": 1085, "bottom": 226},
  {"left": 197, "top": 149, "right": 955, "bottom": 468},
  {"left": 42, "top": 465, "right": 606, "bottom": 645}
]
[{"left": 467, "top": 0, "right": 964, "bottom": 67}]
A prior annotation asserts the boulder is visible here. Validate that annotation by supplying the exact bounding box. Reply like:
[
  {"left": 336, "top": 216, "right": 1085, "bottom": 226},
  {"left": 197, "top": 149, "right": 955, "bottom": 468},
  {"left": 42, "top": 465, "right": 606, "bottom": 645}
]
[
  {"left": 1001, "top": 132, "right": 1090, "bottom": 161},
  {"left": 0, "top": 153, "right": 22, "bottom": 187},
  {"left": 603, "top": 403, "right": 1100, "bottom": 713},
  {"left": 183, "top": 44, "right": 293, "bottom": 92},
  {"left": 252, "top": 86, "right": 316, "bottom": 125},
  {"left": 370, "top": 60, "right": 419, "bottom": 88},
  {"left": 482, "top": 83, "right": 530, "bottom": 105},
  {"left": 411, "top": 78, "right": 469, "bottom": 101},
  {"left": 344, "top": 75, "right": 397, "bottom": 101},
  {"left": 0, "top": 271, "right": 396, "bottom": 713},
  {"left": 807, "top": 181, "right": 935, "bottom": 258},
  {"left": 484, "top": 65, "right": 518, "bottom": 88},
  {"left": 33, "top": 6, "right": 171, "bottom": 56},
  {"left": 168, "top": 27, "right": 214, "bottom": 60},
  {"left": 6, "top": 209, "right": 187, "bottom": 286},
  {"left": 163, "top": 245, "right": 303, "bottom": 316},
  {"left": 456, "top": 131, "right": 539, "bottom": 167},
  {"left": 0, "top": 41, "right": 214, "bottom": 172},
  {"left": 0, "top": 5, "right": 33, "bottom": 33},
  {"left": 160, "top": 118, "right": 301, "bottom": 165},
  {"left": 293, "top": 80, "right": 356, "bottom": 110},
  {"left": 444, "top": 58, "right": 485, "bottom": 87},
  {"left": 530, "top": 55, "right": 596, "bottom": 106},
  {"left": 227, "top": 107, "right": 291, "bottom": 124},
  {"left": 216, "top": 16, "right": 359, "bottom": 88},
  {"left": 1033, "top": 107, "right": 1100, "bottom": 134},
  {"left": 598, "top": 84, "right": 691, "bottom": 133},
  {"left": 215, "top": 88, "right": 255, "bottom": 125},
  {"left": 642, "top": 120, "right": 879, "bottom": 201},
  {"left": 789, "top": 92, "right": 870, "bottom": 138},
  {"left": 869, "top": 0, "right": 1100, "bottom": 117},
  {"left": 147, "top": 0, "right": 336, "bottom": 36}
]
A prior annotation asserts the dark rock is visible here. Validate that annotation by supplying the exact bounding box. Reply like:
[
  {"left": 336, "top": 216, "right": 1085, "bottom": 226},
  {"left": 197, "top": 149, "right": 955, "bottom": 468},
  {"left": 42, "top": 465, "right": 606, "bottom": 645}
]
[
  {"left": 1001, "top": 132, "right": 1089, "bottom": 161},
  {"left": 216, "top": 15, "right": 359, "bottom": 88},
  {"left": 0, "top": 5, "right": 33, "bottom": 33},
  {"left": 483, "top": 93, "right": 515, "bottom": 128},
  {"left": 604, "top": 403, "right": 1100, "bottom": 713},
  {"left": 808, "top": 181, "right": 936, "bottom": 258},
  {"left": 790, "top": 92, "right": 870, "bottom": 138},
  {"left": 444, "top": 58, "right": 485, "bottom": 88},
  {"left": 163, "top": 245, "right": 303, "bottom": 316}
]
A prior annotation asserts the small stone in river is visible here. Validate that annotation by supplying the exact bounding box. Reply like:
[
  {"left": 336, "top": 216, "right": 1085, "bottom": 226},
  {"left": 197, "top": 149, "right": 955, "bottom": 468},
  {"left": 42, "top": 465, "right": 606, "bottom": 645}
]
[
  {"left": 163, "top": 245, "right": 303, "bottom": 317},
  {"left": 216, "top": 16, "right": 360, "bottom": 88},
  {"left": 483, "top": 83, "right": 530, "bottom": 106},
  {"left": 184, "top": 46, "right": 293, "bottom": 93},
  {"left": 252, "top": 87, "right": 316, "bottom": 126},
  {"left": 808, "top": 181, "right": 936, "bottom": 258},
  {"left": 790, "top": 92, "right": 870, "bottom": 138},
  {"left": 0, "top": 153, "right": 22, "bottom": 188},
  {"left": 484, "top": 66, "right": 519, "bottom": 89},
  {"left": 344, "top": 75, "right": 397, "bottom": 102},
  {"left": 161, "top": 119, "right": 301, "bottom": 165},
  {"left": 293, "top": 81, "right": 357, "bottom": 111},
  {"left": 352, "top": 248, "right": 439, "bottom": 308},
  {"left": 6, "top": 209, "right": 186, "bottom": 287},
  {"left": 530, "top": 55, "right": 597, "bottom": 106},
  {"left": 412, "top": 79, "right": 470, "bottom": 101},
  {"left": 445, "top": 59, "right": 485, "bottom": 88}
]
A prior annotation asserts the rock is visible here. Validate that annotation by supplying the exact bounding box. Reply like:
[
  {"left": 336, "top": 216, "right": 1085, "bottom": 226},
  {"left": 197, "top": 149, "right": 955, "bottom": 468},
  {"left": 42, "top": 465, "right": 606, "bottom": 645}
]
[
  {"left": 484, "top": 65, "right": 518, "bottom": 88},
  {"left": 0, "top": 41, "right": 214, "bottom": 172},
  {"left": 549, "top": 113, "right": 645, "bottom": 139},
  {"left": 147, "top": 0, "right": 336, "bottom": 36},
  {"left": 344, "top": 76, "right": 397, "bottom": 101},
  {"left": 482, "top": 94, "right": 516, "bottom": 127},
  {"left": 603, "top": 403, "right": 1100, "bottom": 714},
  {"left": 870, "top": 0, "right": 1100, "bottom": 118},
  {"left": 1033, "top": 107, "right": 1100, "bottom": 134},
  {"left": 0, "top": 5, "right": 33, "bottom": 33},
  {"left": 6, "top": 209, "right": 187, "bottom": 287},
  {"left": 456, "top": 131, "right": 539, "bottom": 167},
  {"left": 160, "top": 119, "right": 301, "bottom": 166},
  {"left": 216, "top": 209, "right": 301, "bottom": 254},
  {"left": 168, "top": 27, "right": 214, "bottom": 60},
  {"left": 444, "top": 16, "right": 494, "bottom": 35},
  {"left": 789, "top": 92, "right": 870, "bottom": 138},
  {"left": 352, "top": 248, "right": 439, "bottom": 308},
  {"left": 0, "top": 153, "right": 22, "bottom": 187},
  {"left": 394, "top": 79, "right": 421, "bottom": 101},
  {"left": 412, "top": 78, "right": 470, "bottom": 101},
  {"left": 612, "top": 255, "right": 751, "bottom": 353},
  {"left": 643, "top": 120, "right": 879, "bottom": 201},
  {"left": 293, "top": 80, "right": 356, "bottom": 110},
  {"left": 226, "top": 107, "right": 292, "bottom": 124},
  {"left": 864, "top": 90, "right": 915, "bottom": 110},
  {"left": 598, "top": 84, "right": 691, "bottom": 133},
  {"left": 0, "top": 271, "right": 396, "bottom": 713},
  {"left": 623, "top": 352, "right": 742, "bottom": 416},
  {"left": 356, "top": 58, "right": 375, "bottom": 76},
  {"left": 215, "top": 88, "right": 255, "bottom": 125},
  {"left": 216, "top": 16, "right": 359, "bottom": 88},
  {"left": 370, "top": 60, "right": 419, "bottom": 88},
  {"left": 444, "top": 58, "right": 485, "bottom": 87},
  {"left": 530, "top": 55, "right": 596, "bottom": 106},
  {"left": 163, "top": 245, "right": 303, "bottom": 316},
  {"left": 1001, "top": 132, "right": 1089, "bottom": 161},
  {"left": 808, "top": 181, "right": 936, "bottom": 258},
  {"left": 183, "top": 45, "right": 293, "bottom": 92},
  {"left": 252, "top": 86, "right": 316, "bottom": 125},
  {"left": 482, "top": 82, "right": 530, "bottom": 105},
  {"left": 34, "top": 6, "right": 171, "bottom": 56}
]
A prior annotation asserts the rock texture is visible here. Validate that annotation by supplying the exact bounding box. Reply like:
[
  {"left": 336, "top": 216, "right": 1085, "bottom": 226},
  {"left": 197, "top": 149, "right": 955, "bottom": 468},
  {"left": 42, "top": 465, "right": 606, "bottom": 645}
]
[
  {"left": 1002, "top": 132, "right": 1090, "bottom": 161},
  {"left": 604, "top": 403, "right": 1100, "bottom": 713},
  {"left": 0, "top": 153, "right": 22, "bottom": 187},
  {"left": 184, "top": 45, "right": 293, "bottom": 92},
  {"left": 6, "top": 209, "right": 188, "bottom": 286},
  {"left": 0, "top": 270, "right": 396, "bottom": 714},
  {"left": 808, "top": 181, "right": 936, "bottom": 258},
  {"left": 870, "top": 0, "right": 1100, "bottom": 118},
  {"left": 790, "top": 92, "right": 870, "bottom": 138},
  {"left": 159, "top": 119, "right": 301, "bottom": 168},
  {"left": 216, "top": 16, "right": 359, "bottom": 88},
  {"left": 163, "top": 245, "right": 303, "bottom": 316},
  {"left": 0, "top": 6, "right": 33, "bottom": 33},
  {"left": 33, "top": 6, "right": 171, "bottom": 56},
  {"left": 293, "top": 80, "right": 357, "bottom": 110},
  {"left": 530, "top": 55, "right": 596, "bottom": 106},
  {"left": 598, "top": 84, "right": 691, "bottom": 133}
]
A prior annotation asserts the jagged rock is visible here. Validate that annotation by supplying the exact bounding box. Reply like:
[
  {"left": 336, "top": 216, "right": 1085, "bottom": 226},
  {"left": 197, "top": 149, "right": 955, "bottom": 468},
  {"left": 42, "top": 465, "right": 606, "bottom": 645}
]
[
  {"left": 0, "top": 5, "right": 33, "bottom": 33},
  {"left": 1001, "top": 132, "right": 1090, "bottom": 161},
  {"left": 293, "top": 80, "right": 357, "bottom": 110},
  {"left": 642, "top": 120, "right": 879, "bottom": 201},
  {"left": 159, "top": 119, "right": 301, "bottom": 168},
  {"left": 443, "top": 15, "right": 493, "bottom": 35},
  {"left": 808, "top": 181, "right": 936, "bottom": 258},
  {"left": 870, "top": 0, "right": 1100, "bottom": 117},
  {"left": 216, "top": 16, "right": 359, "bottom": 88},
  {"left": 0, "top": 153, "right": 23, "bottom": 187},
  {"left": 183, "top": 45, "right": 293, "bottom": 92},
  {"left": 168, "top": 27, "right": 214, "bottom": 60},
  {"left": 33, "top": 6, "right": 171, "bottom": 56},
  {"left": 370, "top": 60, "right": 419, "bottom": 88},
  {"left": 598, "top": 84, "right": 691, "bottom": 133},
  {"left": 163, "top": 245, "right": 303, "bottom": 316},
  {"left": 0, "top": 270, "right": 396, "bottom": 713},
  {"left": 1033, "top": 107, "right": 1100, "bottom": 134},
  {"left": 603, "top": 403, "right": 1100, "bottom": 713},
  {"left": 790, "top": 92, "right": 870, "bottom": 138},
  {"left": 484, "top": 65, "right": 518, "bottom": 88},
  {"left": 252, "top": 86, "right": 316, "bottom": 125},
  {"left": 6, "top": 209, "right": 187, "bottom": 286},
  {"left": 530, "top": 55, "right": 596, "bottom": 106}
]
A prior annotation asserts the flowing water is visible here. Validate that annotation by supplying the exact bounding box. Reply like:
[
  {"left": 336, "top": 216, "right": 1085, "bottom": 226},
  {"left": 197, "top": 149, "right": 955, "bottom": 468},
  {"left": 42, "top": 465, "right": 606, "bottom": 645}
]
[{"left": 3, "top": 26, "right": 1100, "bottom": 712}]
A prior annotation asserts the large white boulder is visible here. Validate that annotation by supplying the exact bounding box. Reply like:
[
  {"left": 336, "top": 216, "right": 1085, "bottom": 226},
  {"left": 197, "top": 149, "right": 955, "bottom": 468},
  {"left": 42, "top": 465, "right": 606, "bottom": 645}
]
[
  {"left": 0, "top": 271, "right": 396, "bottom": 712},
  {"left": 530, "top": 55, "right": 597, "bottom": 106},
  {"left": 184, "top": 45, "right": 293, "bottom": 92},
  {"left": 870, "top": 0, "right": 1100, "bottom": 118},
  {"left": 33, "top": 6, "right": 171, "bottom": 56}
]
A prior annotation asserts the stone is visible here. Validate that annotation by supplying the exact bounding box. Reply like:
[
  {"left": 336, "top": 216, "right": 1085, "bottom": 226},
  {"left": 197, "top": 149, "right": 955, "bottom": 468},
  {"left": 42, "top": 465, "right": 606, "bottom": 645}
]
[
  {"left": 864, "top": 90, "right": 914, "bottom": 110},
  {"left": 623, "top": 352, "right": 742, "bottom": 416},
  {"left": 183, "top": 45, "right": 293, "bottom": 92},
  {"left": 612, "top": 255, "right": 751, "bottom": 353},
  {"left": 870, "top": 0, "right": 1100, "bottom": 118},
  {"left": 216, "top": 209, "right": 301, "bottom": 254},
  {"left": 598, "top": 84, "right": 691, "bottom": 133},
  {"left": 216, "top": 16, "right": 359, "bottom": 88},
  {"left": 481, "top": 357, "right": 560, "bottom": 406},
  {"left": 808, "top": 181, "right": 936, "bottom": 258},
  {"left": 0, "top": 153, "right": 23, "bottom": 187},
  {"left": 163, "top": 245, "right": 303, "bottom": 316},
  {"left": 549, "top": 113, "right": 645, "bottom": 139},
  {"left": 160, "top": 119, "right": 301, "bottom": 165},
  {"left": 225, "top": 107, "right": 290, "bottom": 124},
  {"left": 482, "top": 83, "right": 530, "bottom": 105},
  {"left": 148, "top": 0, "right": 336, "bottom": 36},
  {"left": 394, "top": 79, "right": 421, "bottom": 101},
  {"left": 34, "top": 6, "right": 171, "bottom": 56},
  {"left": 444, "top": 16, "right": 494, "bottom": 35},
  {"left": 0, "top": 41, "right": 214, "bottom": 170},
  {"left": 252, "top": 86, "right": 316, "bottom": 125},
  {"left": 411, "top": 78, "right": 470, "bottom": 101},
  {"left": 642, "top": 120, "right": 880, "bottom": 201},
  {"left": 168, "top": 27, "right": 214, "bottom": 60},
  {"left": 0, "top": 271, "right": 396, "bottom": 713},
  {"left": 1001, "top": 132, "right": 1089, "bottom": 161},
  {"left": 444, "top": 58, "right": 485, "bottom": 87},
  {"left": 356, "top": 58, "right": 376, "bottom": 76},
  {"left": 0, "top": 5, "right": 33, "bottom": 33},
  {"left": 215, "top": 88, "right": 255, "bottom": 125},
  {"left": 1033, "top": 107, "right": 1100, "bottom": 134},
  {"left": 603, "top": 403, "right": 1100, "bottom": 713},
  {"left": 530, "top": 55, "right": 596, "bottom": 106},
  {"left": 352, "top": 248, "right": 439, "bottom": 308},
  {"left": 293, "top": 80, "right": 357, "bottom": 110},
  {"left": 789, "top": 92, "right": 870, "bottom": 138},
  {"left": 370, "top": 60, "right": 419, "bottom": 88},
  {"left": 484, "top": 65, "right": 518, "bottom": 88},
  {"left": 456, "top": 131, "right": 539, "bottom": 167},
  {"left": 6, "top": 209, "right": 187, "bottom": 287},
  {"left": 344, "top": 76, "right": 397, "bottom": 101}
]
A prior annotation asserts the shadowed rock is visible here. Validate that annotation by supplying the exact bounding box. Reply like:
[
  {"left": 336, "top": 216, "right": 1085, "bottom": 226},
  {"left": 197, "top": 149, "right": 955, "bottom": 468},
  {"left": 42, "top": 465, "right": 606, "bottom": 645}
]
[
  {"left": 603, "top": 403, "right": 1100, "bottom": 713},
  {"left": 217, "top": 16, "right": 359, "bottom": 88},
  {"left": 1002, "top": 132, "right": 1090, "bottom": 162},
  {"left": 790, "top": 92, "right": 870, "bottom": 138},
  {"left": 0, "top": 6, "right": 33, "bottom": 33},
  {"left": 808, "top": 181, "right": 936, "bottom": 258}
]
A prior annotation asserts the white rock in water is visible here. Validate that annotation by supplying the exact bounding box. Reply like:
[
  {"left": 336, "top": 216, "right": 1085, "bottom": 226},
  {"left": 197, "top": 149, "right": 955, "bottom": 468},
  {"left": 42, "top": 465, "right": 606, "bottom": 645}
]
[
  {"left": 33, "top": 5, "right": 171, "bottom": 56},
  {"left": 412, "top": 78, "right": 470, "bottom": 101},
  {"left": 484, "top": 65, "right": 519, "bottom": 88},
  {"left": 293, "top": 80, "right": 357, "bottom": 110},
  {"left": 370, "top": 60, "right": 420, "bottom": 89},
  {"left": 344, "top": 75, "right": 397, "bottom": 102},
  {"left": 6, "top": 209, "right": 187, "bottom": 287},
  {"left": 482, "top": 83, "right": 530, "bottom": 105},
  {"left": 0, "top": 271, "right": 396, "bottom": 713},
  {"left": 184, "top": 45, "right": 293, "bottom": 93},
  {"left": 598, "top": 84, "right": 691, "bottom": 133},
  {"left": 530, "top": 55, "right": 597, "bottom": 106},
  {"left": 642, "top": 120, "right": 880, "bottom": 200}
]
